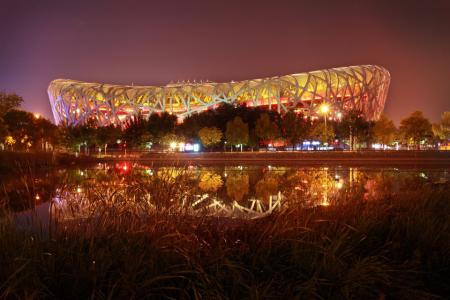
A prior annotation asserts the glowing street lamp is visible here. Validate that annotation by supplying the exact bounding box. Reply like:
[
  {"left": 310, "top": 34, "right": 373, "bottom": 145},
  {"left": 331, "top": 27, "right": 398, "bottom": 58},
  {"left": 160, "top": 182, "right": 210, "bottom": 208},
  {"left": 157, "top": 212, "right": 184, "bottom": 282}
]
[
  {"left": 34, "top": 113, "right": 40, "bottom": 119},
  {"left": 319, "top": 103, "right": 330, "bottom": 115},
  {"left": 318, "top": 103, "right": 331, "bottom": 145}
]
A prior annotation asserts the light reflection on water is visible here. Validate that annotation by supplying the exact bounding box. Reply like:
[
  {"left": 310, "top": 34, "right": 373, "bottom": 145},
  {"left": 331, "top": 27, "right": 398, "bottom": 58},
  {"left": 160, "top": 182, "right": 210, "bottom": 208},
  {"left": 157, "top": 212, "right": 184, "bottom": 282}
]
[
  {"left": 53, "top": 163, "right": 450, "bottom": 219},
  {"left": 4, "top": 163, "right": 449, "bottom": 221}
]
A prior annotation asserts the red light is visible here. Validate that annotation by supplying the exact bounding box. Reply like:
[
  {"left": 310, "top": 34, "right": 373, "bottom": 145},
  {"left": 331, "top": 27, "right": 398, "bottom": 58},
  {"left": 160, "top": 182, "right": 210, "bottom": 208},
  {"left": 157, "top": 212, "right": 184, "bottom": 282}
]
[{"left": 115, "top": 162, "right": 132, "bottom": 174}]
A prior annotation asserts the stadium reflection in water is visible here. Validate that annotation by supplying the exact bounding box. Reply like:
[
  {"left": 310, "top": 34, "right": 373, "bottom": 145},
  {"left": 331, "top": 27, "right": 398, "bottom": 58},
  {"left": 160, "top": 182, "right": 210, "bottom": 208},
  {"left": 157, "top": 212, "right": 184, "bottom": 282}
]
[{"left": 48, "top": 163, "right": 449, "bottom": 220}]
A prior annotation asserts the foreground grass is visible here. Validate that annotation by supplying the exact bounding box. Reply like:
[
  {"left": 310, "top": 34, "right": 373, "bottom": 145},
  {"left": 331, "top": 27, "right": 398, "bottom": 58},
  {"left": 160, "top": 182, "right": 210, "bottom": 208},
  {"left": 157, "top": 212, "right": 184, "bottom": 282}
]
[{"left": 1, "top": 186, "right": 449, "bottom": 299}]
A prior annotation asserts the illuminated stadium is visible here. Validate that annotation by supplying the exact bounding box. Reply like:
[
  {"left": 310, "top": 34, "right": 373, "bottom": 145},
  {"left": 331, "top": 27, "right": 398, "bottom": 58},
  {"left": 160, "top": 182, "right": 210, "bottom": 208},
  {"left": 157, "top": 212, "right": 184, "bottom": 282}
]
[{"left": 48, "top": 65, "right": 390, "bottom": 126}]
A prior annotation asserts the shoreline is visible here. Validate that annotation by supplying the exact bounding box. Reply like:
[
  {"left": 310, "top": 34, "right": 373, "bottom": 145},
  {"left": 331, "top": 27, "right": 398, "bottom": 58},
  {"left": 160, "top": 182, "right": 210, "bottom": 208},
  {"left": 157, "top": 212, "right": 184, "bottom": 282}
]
[
  {"left": 2, "top": 151, "right": 450, "bottom": 170},
  {"left": 110, "top": 151, "right": 450, "bottom": 167}
]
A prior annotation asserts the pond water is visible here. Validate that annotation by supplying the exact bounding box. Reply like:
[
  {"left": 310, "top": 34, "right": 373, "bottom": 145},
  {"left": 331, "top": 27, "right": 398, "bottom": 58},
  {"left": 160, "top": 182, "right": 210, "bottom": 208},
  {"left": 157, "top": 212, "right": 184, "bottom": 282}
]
[{"left": 3, "top": 162, "right": 449, "bottom": 222}]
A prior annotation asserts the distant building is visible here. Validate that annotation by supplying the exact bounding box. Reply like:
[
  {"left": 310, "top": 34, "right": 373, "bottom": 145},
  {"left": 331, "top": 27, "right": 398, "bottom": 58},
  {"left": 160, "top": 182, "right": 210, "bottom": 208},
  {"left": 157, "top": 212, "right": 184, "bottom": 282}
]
[{"left": 48, "top": 65, "right": 390, "bottom": 126}]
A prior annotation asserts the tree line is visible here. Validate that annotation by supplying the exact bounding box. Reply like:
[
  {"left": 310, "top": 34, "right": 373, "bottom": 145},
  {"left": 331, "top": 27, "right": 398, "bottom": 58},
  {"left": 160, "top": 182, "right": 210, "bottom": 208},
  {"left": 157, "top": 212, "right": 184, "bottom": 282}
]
[{"left": 1, "top": 91, "right": 449, "bottom": 152}]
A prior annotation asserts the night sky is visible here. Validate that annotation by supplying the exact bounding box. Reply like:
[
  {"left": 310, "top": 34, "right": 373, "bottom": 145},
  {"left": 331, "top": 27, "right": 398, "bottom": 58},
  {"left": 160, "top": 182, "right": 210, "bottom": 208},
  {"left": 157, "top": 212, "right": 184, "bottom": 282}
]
[{"left": 1, "top": 0, "right": 449, "bottom": 124}]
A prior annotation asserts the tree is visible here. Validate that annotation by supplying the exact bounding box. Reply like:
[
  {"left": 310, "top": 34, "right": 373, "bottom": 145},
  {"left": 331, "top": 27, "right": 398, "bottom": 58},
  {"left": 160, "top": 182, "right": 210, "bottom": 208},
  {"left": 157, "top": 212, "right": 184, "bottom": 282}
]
[
  {"left": 148, "top": 112, "right": 177, "bottom": 143},
  {"left": 440, "top": 112, "right": 450, "bottom": 139},
  {"left": 338, "top": 109, "right": 372, "bottom": 149},
  {"left": 123, "top": 116, "right": 152, "bottom": 149},
  {"left": 160, "top": 133, "right": 182, "bottom": 148},
  {"left": 0, "top": 118, "right": 7, "bottom": 145},
  {"left": 0, "top": 92, "right": 22, "bottom": 148},
  {"left": 3, "top": 109, "right": 35, "bottom": 150},
  {"left": 2, "top": 110, "right": 59, "bottom": 151},
  {"left": 281, "top": 112, "right": 304, "bottom": 148},
  {"left": 399, "top": 111, "right": 432, "bottom": 148},
  {"left": 247, "top": 128, "right": 258, "bottom": 150},
  {"left": 96, "top": 125, "right": 122, "bottom": 154},
  {"left": 0, "top": 91, "right": 23, "bottom": 116},
  {"left": 59, "top": 125, "right": 83, "bottom": 152},
  {"left": 432, "top": 123, "right": 440, "bottom": 143},
  {"left": 255, "top": 113, "right": 278, "bottom": 146},
  {"left": 433, "top": 111, "right": 450, "bottom": 140},
  {"left": 59, "top": 122, "right": 96, "bottom": 153},
  {"left": 79, "top": 122, "right": 97, "bottom": 154},
  {"left": 225, "top": 116, "right": 249, "bottom": 151},
  {"left": 198, "top": 127, "right": 222, "bottom": 150},
  {"left": 4, "top": 135, "right": 16, "bottom": 150},
  {"left": 34, "top": 117, "right": 59, "bottom": 151},
  {"left": 373, "top": 114, "right": 397, "bottom": 147},
  {"left": 311, "top": 122, "right": 335, "bottom": 144}
]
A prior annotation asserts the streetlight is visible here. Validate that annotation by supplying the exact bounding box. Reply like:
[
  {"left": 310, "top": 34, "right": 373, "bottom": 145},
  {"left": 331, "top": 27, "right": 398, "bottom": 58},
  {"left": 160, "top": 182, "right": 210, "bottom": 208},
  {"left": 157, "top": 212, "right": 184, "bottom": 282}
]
[
  {"left": 319, "top": 103, "right": 330, "bottom": 115},
  {"left": 318, "top": 103, "right": 330, "bottom": 146},
  {"left": 33, "top": 113, "right": 45, "bottom": 150}
]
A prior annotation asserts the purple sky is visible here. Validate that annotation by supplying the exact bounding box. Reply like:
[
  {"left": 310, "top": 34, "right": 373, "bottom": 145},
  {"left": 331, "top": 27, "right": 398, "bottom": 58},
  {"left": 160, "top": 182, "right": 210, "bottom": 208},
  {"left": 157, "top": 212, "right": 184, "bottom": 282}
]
[{"left": 1, "top": 0, "right": 449, "bottom": 124}]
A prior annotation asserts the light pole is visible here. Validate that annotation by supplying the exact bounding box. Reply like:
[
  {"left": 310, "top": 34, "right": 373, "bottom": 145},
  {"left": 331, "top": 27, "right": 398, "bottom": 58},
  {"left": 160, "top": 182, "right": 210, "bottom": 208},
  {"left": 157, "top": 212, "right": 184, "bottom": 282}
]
[
  {"left": 319, "top": 103, "right": 330, "bottom": 145},
  {"left": 33, "top": 113, "right": 45, "bottom": 151}
]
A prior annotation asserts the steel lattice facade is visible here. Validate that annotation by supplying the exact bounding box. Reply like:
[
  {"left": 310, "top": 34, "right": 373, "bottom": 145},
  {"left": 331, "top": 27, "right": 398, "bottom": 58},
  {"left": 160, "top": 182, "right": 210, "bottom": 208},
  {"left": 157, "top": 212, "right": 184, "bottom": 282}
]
[{"left": 48, "top": 65, "right": 390, "bottom": 126}]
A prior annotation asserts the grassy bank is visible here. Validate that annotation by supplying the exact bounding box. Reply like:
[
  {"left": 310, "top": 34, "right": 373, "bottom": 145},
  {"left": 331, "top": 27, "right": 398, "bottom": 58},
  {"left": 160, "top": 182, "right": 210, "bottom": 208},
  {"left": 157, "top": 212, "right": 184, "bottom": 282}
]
[
  {"left": 0, "top": 184, "right": 449, "bottom": 299},
  {"left": 114, "top": 150, "right": 450, "bottom": 168},
  {"left": 140, "top": 150, "right": 450, "bottom": 160},
  {"left": 1, "top": 151, "right": 450, "bottom": 171}
]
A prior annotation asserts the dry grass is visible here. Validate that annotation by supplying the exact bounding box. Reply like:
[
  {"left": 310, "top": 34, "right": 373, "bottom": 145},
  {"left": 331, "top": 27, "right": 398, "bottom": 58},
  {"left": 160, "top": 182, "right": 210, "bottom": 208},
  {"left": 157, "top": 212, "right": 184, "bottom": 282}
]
[{"left": 0, "top": 175, "right": 449, "bottom": 299}]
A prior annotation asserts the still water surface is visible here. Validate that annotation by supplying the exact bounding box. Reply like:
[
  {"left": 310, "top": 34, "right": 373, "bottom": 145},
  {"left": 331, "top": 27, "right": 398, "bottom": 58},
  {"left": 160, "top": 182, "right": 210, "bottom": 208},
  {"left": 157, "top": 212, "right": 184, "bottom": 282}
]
[{"left": 4, "top": 162, "right": 449, "bottom": 222}]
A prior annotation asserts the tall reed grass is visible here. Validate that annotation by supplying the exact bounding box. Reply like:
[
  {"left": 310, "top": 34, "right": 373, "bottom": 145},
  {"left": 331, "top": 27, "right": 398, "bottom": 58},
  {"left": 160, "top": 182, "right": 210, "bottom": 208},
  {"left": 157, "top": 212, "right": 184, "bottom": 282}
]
[{"left": 0, "top": 164, "right": 449, "bottom": 299}]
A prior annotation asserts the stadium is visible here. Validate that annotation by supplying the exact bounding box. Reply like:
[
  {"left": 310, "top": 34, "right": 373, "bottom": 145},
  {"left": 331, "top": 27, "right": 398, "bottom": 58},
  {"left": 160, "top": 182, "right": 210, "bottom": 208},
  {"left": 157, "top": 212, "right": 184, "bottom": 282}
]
[{"left": 48, "top": 65, "right": 390, "bottom": 126}]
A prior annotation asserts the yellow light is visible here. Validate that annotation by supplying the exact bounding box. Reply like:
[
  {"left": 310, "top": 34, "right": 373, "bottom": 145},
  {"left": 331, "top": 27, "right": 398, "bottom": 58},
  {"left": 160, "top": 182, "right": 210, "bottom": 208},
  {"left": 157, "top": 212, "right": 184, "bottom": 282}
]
[
  {"left": 170, "top": 142, "right": 177, "bottom": 149},
  {"left": 35, "top": 194, "right": 40, "bottom": 200},
  {"left": 5, "top": 136, "right": 16, "bottom": 146},
  {"left": 34, "top": 113, "right": 40, "bottom": 119},
  {"left": 77, "top": 187, "right": 82, "bottom": 193},
  {"left": 319, "top": 103, "right": 330, "bottom": 114}
]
